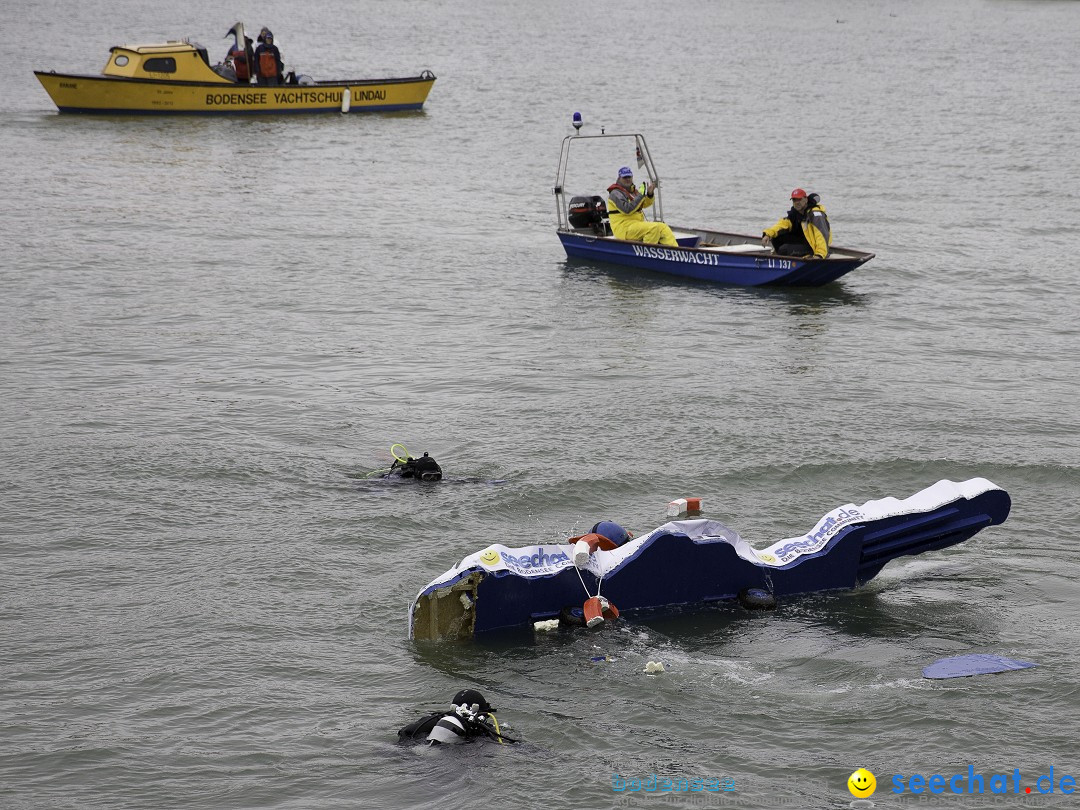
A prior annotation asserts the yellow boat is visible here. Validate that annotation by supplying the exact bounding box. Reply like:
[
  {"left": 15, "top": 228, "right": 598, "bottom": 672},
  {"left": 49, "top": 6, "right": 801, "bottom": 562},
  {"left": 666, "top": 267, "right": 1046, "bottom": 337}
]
[{"left": 34, "top": 26, "right": 435, "bottom": 115}]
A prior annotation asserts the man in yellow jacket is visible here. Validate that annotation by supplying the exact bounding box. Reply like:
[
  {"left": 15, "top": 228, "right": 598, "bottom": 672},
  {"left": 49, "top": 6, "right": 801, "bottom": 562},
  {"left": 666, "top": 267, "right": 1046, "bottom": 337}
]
[
  {"left": 761, "top": 188, "right": 831, "bottom": 258},
  {"left": 606, "top": 166, "right": 678, "bottom": 246}
]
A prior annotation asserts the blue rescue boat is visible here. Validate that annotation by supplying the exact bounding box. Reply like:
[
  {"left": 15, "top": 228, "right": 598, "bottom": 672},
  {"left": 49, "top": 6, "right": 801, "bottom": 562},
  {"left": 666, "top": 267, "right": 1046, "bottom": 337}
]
[
  {"left": 554, "top": 131, "right": 874, "bottom": 287},
  {"left": 409, "top": 479, "right": 1010, "bottom": 640}
]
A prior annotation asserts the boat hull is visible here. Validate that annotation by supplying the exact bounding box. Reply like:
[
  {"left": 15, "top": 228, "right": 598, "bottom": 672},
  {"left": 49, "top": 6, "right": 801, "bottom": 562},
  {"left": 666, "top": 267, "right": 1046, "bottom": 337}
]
[
  {"left": 558, "top": 228, "right": 873, "bottom": 287},
  {"left": 34, "top": 71, "right": 435, "bottom": 114},
  {"left": 409, "top": 479, "right": 1011, "bottom": 640}
]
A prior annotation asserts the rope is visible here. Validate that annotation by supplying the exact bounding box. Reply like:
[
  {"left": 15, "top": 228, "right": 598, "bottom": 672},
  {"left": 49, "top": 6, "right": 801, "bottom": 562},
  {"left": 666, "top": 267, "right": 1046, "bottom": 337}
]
[{"left": 573, "top": 547, "right": 605, "bottom": 600}]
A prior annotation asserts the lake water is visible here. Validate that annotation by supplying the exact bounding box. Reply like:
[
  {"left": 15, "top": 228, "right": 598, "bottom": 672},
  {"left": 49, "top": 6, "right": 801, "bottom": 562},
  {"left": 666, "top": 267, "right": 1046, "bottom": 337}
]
[{"left": 2, "top": 0, "right": 1079, "bottom": 808}]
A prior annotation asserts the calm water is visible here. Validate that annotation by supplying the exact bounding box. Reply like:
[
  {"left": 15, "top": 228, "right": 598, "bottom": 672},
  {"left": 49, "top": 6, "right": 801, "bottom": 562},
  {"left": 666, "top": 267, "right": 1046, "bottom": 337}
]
[{"left": 2, "top": 0, "right": 1079, "bottom": 808}]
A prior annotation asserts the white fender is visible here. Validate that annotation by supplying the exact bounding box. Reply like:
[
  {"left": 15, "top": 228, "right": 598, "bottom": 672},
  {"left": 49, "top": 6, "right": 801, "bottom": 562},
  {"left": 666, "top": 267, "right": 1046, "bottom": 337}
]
[{"left": 573, "top": 539, "right": 591, "bottom": 569}]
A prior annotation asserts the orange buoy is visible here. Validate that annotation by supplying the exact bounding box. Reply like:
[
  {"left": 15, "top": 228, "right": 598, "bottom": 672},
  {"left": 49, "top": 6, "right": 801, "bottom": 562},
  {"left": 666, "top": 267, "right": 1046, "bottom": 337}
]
[
  {"left": 666, "top": 497, "right": 703, "bottom": 517},
  {"left": 583, "top": 595, "right": 620, "bottom": 628}
]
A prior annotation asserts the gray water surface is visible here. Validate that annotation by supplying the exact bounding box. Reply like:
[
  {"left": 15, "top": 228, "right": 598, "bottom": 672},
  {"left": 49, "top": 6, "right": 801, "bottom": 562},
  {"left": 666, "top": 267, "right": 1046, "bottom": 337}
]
[{"left": 3, "top": 0, "right": 1079, "bottom": 808}]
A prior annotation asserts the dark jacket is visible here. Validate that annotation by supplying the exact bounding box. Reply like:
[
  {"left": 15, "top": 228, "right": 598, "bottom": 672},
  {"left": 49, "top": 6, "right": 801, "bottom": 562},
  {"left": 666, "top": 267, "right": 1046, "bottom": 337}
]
[
  {"left": 397, "top": 711, "right": 512, "bottom": 744},
  {"left": 763, "top": 193, "right": 832, "bottom": 258},
  {"left": 255, "top": 42, "right": 283, "bottom": 83}
]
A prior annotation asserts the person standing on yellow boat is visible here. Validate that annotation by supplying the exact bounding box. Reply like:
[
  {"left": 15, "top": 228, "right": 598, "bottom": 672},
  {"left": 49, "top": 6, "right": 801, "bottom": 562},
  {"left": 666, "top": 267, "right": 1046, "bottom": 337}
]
[
  {"left": 224, "top": 31, "right": 255, "bottom": 83},
  {"left": 254, "top": 29, "right": 284, "bottom": 86},
  {"left": 606, "top": 166, "right": 678, "bottom": 246}
]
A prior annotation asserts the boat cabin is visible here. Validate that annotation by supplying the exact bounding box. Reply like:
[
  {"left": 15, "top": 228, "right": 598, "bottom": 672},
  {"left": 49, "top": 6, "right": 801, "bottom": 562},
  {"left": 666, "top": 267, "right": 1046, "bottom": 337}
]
[{"left": 102, "top": 41, "right": 232, "bottom": 84}]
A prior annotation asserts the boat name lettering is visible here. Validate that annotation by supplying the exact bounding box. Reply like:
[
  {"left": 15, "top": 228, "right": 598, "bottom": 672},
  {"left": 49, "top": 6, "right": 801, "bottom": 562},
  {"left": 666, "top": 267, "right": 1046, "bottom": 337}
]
[
  {"left": 766, "top": 259, "right": 793, "bottom": 269},
  {"left": 274, "top": 90, "right": 339, "bottom": 104},
  {"left": 268, "top": 89, "right": 387, "bottom": 105},
  {"left": 60, "top": 82, "right": 78, "bottom": 89},
  {"left": 499, "top": 549, "right": 571, "bottom": 571},
  {"left": 631, "top": 244, "right": 719, "bottom": 266},
  {"left": 772, "top": 507, "right": 863, "bottom": 563},
  {"left": 206, "top": 92, "right": 268, "bottom": 106}
]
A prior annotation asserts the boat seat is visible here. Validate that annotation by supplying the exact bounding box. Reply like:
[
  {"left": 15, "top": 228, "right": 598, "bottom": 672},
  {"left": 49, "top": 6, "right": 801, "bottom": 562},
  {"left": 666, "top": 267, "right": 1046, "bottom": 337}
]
[
  {"left": 670, "top": 230, "right": 702, "bottom": 248},
  {"left": 699, "top": 243, "right": 768, "bottom": 254}
]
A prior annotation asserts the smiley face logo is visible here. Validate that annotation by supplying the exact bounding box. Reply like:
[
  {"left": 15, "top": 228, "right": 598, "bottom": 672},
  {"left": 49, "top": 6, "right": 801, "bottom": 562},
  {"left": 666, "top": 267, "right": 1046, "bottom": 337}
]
[
  {"left": 847, "top": 768, "right": 876, "bottom": 798},
  {"left": 758, "top": 553, "right": 778, "bottom": 564},
  {"left": 478, "top": 549, "right": 500, "bottom": 566}
]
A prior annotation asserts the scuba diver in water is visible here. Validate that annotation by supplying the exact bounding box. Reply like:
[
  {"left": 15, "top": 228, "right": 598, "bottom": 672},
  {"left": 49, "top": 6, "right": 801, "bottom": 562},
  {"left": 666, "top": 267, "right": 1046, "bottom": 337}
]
[
  {"left": 397, "top": 689, "right": 517, "bottom": 745},
  {"left": 385, "top": 451, "right": 442, "bottom": 482}
]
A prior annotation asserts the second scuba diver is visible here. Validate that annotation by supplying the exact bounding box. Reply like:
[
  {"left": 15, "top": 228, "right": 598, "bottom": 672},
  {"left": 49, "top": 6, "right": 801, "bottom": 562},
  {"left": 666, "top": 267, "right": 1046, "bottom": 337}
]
[
  {"left": 397, "top": 689, "right": 517, "bottom": 745},
  {"left": 385, "top": 451, "right": 442, "bottom": 482}
]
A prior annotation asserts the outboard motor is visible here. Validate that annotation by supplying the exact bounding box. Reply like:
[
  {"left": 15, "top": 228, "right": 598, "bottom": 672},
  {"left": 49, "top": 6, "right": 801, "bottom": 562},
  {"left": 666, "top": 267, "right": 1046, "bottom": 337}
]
[{"left": 568, "top": 195, "right": 608, "bottom": 234}]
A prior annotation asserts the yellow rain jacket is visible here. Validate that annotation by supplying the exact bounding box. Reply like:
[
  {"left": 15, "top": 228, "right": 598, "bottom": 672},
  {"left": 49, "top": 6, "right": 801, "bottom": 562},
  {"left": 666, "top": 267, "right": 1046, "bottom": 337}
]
[
  {"left": 764, "top": 202, "right": 832, "bottom": 258},
  {"left": 606, "top": 183, "right": 678, "bottom": 246}
]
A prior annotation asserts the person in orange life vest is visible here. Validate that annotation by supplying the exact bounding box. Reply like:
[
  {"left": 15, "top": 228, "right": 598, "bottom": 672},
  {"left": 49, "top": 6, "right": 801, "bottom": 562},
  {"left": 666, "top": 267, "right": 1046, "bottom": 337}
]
[
  {"left": 606, "top": 166, "right": 679, "bottom": 247},
  {"left": 225, "top": 33, "right": 255, "bottom": 83},
  {"left": 761, "top": 188, "right": 832, "bottom": 258},
  {"left": 254, "top": 29, "right": 284, "bottom": 86}
]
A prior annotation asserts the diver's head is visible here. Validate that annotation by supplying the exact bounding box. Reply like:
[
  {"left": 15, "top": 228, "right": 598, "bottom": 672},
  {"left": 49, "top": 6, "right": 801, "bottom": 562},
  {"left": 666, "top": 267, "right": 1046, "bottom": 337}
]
[
  {"left": 414, "top": 452, "right": 443, "bottom": 482},
  {"left": 452, "top": 689, "right": 493, "bottom": 714}
]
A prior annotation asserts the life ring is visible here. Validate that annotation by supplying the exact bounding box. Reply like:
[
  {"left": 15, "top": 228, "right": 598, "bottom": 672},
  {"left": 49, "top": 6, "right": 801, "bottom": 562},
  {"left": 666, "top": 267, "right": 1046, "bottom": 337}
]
[
  {"left": 738, "top": 587, "right": 777, "bottom": 610},
  {"left": 570, "top": 532, "right": 619, "bottom": 552}
]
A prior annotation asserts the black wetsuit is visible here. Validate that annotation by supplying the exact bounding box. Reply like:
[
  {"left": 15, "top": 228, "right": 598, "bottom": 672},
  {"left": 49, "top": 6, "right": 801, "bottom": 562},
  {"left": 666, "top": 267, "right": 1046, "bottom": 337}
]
[
  {"left": 397, "top": 711, "right": 513, "bottom": 744},
  {"left": 387, "top": 453, "right": 442, "bottom": 481}
]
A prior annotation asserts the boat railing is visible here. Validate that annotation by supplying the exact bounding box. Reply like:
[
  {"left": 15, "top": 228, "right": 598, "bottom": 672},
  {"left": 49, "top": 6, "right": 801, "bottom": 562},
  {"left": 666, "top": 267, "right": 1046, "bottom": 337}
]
[{"left": 554, "top": 132, "right": 663, "bottom": 230}]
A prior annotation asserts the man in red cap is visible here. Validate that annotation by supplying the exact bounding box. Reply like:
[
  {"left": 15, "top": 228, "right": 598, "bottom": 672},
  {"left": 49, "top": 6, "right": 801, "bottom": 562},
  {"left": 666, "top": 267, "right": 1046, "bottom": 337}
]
[{"left": 761, "top": 188, "right": 832, "bottom": 258}]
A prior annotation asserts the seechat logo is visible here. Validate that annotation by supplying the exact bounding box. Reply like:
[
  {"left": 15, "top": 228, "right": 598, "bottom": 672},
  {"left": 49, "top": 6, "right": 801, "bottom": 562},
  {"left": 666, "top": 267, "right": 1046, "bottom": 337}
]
[
  {"left": 889, "top": 765, "right": 1077, "bottom": 796},
  {"left": 499, "top": 549, "right": 571, "bottom": 570},
  {"left": 773, "top": 508, "right": 863, "bottom": 562},
  {"left": 848, "top": 768, "right": 877, "bottom": 798}
]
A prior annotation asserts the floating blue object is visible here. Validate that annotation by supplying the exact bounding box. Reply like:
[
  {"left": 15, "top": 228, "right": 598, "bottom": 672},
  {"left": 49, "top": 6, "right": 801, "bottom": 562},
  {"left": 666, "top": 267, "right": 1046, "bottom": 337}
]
[{"left": 923, "top": 654, "right": 1037, "bottom": 680}]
